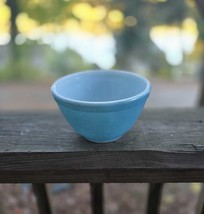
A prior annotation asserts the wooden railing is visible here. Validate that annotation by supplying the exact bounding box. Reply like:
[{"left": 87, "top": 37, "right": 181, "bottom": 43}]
[{"left": 0, "top": 109, "right": 204, "bottom": 214}]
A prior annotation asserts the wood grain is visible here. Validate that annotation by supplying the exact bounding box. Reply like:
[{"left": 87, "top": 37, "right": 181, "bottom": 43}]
[{"left": 0, "top": 109, "right": 204, "bottom": 183}]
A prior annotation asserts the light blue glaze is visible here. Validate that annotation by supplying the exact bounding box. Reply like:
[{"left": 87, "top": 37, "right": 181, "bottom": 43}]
[{"left": 51, "top": 70, "right": 151, "bottom": 143}]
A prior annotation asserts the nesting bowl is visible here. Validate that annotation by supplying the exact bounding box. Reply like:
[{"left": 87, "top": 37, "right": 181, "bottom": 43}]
[{"left": 51, "top": 70, "right": 151, "bottom": 143}]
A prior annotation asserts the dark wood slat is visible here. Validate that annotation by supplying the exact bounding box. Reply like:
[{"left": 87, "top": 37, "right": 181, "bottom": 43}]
[
  {"left": 146, "top": 183, "right": 163, "bottom": 214},
  {"left": 0, "top": 109, "right": 204, "bottom": 183},
  {"left": 196, "top": 184, "right": 204, "bottom": 214},
  {"left": 32, "top": 184, "right": 53, "bottom": 214},
  {"left": 90, "top": 183, "right": 103, "bottom": 214}
]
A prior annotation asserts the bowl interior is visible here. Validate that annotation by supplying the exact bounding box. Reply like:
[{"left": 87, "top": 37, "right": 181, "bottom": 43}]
[{"left": 53, "top": 71, "right": 149, "bottom": 102}]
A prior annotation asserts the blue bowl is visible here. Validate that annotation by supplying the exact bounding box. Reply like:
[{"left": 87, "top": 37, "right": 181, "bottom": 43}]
[{"left": 51, "top": 70, "right": 151, "bottom": 143}]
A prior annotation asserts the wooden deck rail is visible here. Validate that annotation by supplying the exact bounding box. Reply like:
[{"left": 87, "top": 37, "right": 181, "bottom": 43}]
[{"left": 0, "top": 109, "right": 204, "bottom": 214}]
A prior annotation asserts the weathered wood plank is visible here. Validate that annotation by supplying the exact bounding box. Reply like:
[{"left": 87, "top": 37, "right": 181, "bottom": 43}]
[{"left": 0, "top": 109, "right": 204, "bottom": 183}]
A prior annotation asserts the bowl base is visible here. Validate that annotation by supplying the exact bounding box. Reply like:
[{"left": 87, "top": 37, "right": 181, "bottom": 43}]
[{"left": 85, "top": 136, "right": 122, "bottom": 143}]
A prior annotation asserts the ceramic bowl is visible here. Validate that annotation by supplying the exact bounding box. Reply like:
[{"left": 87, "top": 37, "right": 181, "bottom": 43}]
[{"left": 51, "top": 70, "right": 151, "bottom": 143}]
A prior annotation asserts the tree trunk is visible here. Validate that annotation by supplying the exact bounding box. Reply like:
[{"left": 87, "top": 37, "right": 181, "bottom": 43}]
[
  {"left": 196, "top": 0, "right": 204, "bottom": 17},
  {"left": 6, "top": 0, "right": 19, "bottom": 58},
  {"left": 195, "top": 0, "right": 204, "bottom": 106},
  {"left": 194, "top": 2, "right": 204, "bottom": 213},
  {"left": 6, "top": 0, "right": 21, "bottom": 79},
  {"left": 199, "top": 57, "right": 204, "bottom": 106}
]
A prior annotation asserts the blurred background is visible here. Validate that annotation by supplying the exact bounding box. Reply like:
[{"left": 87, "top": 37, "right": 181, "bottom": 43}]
[
  {"left": 0, "top": 0, "right": 204, "bottom": 110},
  {"left": 0, "top": 0, "right": 204, "bottom": 213}
]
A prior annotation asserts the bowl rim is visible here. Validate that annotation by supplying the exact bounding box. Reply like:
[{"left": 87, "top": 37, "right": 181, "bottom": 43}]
[{"left": 51, "top": 70, "right": 151, "bottom": 106}]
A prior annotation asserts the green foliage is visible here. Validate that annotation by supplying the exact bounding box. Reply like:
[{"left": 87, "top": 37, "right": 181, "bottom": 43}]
[
  {"left": 113, "top": 0, "right": 193, "bottom": 71},
  {"left": 0, "top": 60, "right": 43, "bottom": 81},
  {"left": 0, "top": 42, "right": 94, "bottom": 81},
  {"left": 46, "top": 47, "right": 93, "bottom": 76},
  {"left": 3, "top": 0, "right": 203, "bottom": 80},
  {"left": 17, "top": 0, "right": 76, "bottom": 24},
  {"left": 156, "top": 68, "right": 172, "bottom": 79},
  {"left": 196, "top": 13, "right": 204, "bottom": 40}
]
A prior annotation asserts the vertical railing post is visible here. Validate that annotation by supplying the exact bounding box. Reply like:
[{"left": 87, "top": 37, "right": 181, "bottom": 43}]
[
  {"left": 90, "top": 183, "right": 104, "bottom": 214},
  {"left": 196, "top": 184, "right": 204, "bottom": 214},
  {"left": 146, "top": 183, "right": 163, "bottom": 214},
  {"left": 32, "top": 183, "right": 53, "bottom": 214}
]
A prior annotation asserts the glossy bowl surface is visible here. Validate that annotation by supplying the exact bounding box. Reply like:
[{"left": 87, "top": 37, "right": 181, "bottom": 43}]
[{"left": 51, "top": 70, "right": 151, "bottom": 143}]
